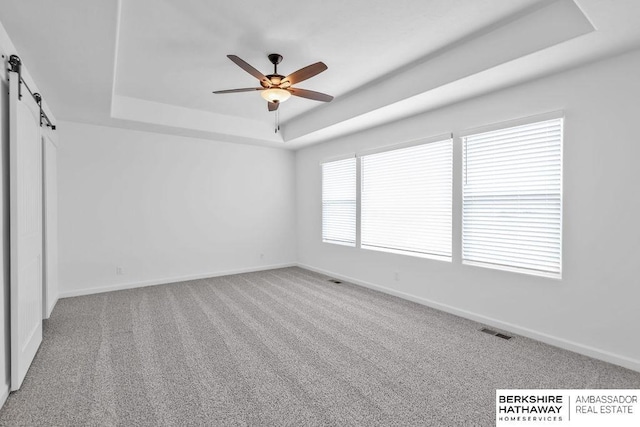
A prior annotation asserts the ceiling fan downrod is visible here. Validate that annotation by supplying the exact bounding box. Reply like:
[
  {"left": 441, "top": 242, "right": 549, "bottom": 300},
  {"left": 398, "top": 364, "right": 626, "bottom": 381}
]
[{"left": 268, "top": 53, "right": 283, "bottom": 75}]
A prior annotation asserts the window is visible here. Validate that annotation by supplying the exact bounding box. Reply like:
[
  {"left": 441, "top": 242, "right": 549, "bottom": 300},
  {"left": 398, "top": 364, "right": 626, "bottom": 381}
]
[
  {"left": 462, "top": 118, "right": 563, "bottom": 277},
  {"left": 322, "top": 157, "right": 356, "bottom": 246},
  {"left": 361, "top": 140, "right": 453, "bottom": 260}
]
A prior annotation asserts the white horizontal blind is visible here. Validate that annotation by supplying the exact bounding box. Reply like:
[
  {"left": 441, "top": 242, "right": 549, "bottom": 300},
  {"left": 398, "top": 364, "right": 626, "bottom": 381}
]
[
  {"left": 462, "top": 118, "right": 563, "bottom": 277},
  {"left": 361, "top": 140, "right": 452, "bottom": 259},
  {"left": 322, "top": 158, "right": 356, "bottom": 246}
]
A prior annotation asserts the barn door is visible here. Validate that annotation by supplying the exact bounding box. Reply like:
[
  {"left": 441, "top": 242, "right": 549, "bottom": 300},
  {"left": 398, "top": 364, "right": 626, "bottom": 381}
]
[{"left": 9, "top": 71, "right": 43, "bottom": 391}]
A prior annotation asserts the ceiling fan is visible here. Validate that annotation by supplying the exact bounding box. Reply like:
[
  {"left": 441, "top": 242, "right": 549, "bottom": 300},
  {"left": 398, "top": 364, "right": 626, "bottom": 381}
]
[{"left": 213, "top": 53, "right": 333, "bottom": 112}]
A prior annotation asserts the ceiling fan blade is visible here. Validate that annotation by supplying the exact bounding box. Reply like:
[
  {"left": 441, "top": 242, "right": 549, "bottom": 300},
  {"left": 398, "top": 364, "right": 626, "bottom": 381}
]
[
  {"left": 268, "top": 101, "right": 279, "bottom": 111},
  {"left": 227, "top": 55, "right": 270, "bottom": 85},
  {"left": 288, "top": 88, "right": 334, "bottom": 102},
  {"left": 282, "top": 62, "right": 327, "bottom": 86},
  {"left": 213, "top": 87, "right": 264, "bottom": 94}
]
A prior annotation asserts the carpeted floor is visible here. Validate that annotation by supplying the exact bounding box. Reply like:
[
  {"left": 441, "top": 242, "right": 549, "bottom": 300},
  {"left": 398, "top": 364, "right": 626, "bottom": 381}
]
[{"left": 0, "top": 267, "right": 639, "bottom": 426}]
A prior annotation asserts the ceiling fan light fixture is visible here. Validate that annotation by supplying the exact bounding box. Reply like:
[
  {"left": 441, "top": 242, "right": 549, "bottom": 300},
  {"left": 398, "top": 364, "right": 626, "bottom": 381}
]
[{"left": 261, "top": 88, "right": 291, "bottom": 103}]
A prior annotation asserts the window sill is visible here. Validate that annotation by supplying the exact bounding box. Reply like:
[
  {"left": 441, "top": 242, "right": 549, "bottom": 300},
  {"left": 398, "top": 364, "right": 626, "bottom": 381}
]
[
  {"left": 361, "top": 245, "right": 452, "bottom": 262},
  {"left": 462, "top": 260, "right": 561, "bottom": 280}
]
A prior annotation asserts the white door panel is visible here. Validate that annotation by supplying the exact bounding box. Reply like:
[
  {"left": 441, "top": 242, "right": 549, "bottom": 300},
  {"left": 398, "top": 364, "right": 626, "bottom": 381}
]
[
  {"left": 9, "top": 72, "right": 43, "bottom": 391},
  {"left": 43, "top": 131, "right": 59, "bottom": 318}
]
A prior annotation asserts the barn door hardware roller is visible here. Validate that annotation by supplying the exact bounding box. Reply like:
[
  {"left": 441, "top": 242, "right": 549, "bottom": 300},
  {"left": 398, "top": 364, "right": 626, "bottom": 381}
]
[{"left": 7, "top": 54, "right": 56, "bottom": 130}]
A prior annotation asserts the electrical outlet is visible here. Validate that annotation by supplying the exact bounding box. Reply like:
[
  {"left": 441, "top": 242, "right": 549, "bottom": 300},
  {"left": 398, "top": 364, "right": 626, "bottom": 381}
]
[
  {"left": 260, "top": 253, "right": 265, "bottom": 260},
  {"left": 394, "top": 272, "right": 399, "bottom": 281},
  {"left": 116, "top": 267, "right": 124, "bottom": 275}
]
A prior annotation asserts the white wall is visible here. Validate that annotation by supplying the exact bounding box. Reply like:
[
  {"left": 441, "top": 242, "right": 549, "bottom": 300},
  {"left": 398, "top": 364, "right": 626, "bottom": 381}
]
[
  {"left": 57, "top": 122, "right": 297, "bottom": 296},
  {"left": 296, "top": 49, "right": 640, "bottom": 371}
]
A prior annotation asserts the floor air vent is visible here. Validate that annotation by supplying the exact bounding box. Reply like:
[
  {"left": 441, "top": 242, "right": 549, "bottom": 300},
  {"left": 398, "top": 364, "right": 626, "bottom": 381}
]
[
  {"left": 328, "top": 279, "right": 342, "bottom": 284},
  {"left": 480, "top": 327, "right": 513, "bottom": 340},
  {"left": 495, "top": 333, "right": 512, "bottom": 340}
]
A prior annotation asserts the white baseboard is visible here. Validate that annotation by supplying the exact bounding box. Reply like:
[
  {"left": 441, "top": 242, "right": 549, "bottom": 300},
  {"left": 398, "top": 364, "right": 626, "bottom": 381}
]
[
  {"left": 46, "top": 296, "right": 58, "bottom": 318},
  {"left": 59, "top": 263, "right": 297, "bottom": 299},
  {"left": 0, "top": 384, "right": 8, "bottom": 410},
  {"left": 297, "top": 263, "right": 640, "bottom": 373}
]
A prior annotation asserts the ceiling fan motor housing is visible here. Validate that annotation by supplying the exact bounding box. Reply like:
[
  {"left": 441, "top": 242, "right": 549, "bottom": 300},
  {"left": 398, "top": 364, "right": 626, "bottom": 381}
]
[{"left": 266, "top": 74, "right": 285, "bottom": 86}]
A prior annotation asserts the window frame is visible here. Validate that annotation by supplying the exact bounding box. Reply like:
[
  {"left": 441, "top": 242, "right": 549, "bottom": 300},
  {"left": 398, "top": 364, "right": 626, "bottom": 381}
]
[
  {"left": 318, "top": 112, "right": 564, "bottom": 280},
  {"left": 460, "top": 113, "right": 564, "bottom": 279},
  {"left": 321, "top": 156, "right": 357, "bottom": 247},
  {"left": 359, "top": 137, "right": 454, "bottom": 261}
]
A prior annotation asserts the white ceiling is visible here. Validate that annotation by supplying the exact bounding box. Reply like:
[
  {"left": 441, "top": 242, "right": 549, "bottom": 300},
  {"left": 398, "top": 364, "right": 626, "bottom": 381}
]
[
  {"left": 114, "top": 0, "right": 541, "bottom": 120},
  {"left": 1, "top": 0, "right": 640, "bottom": 149}
]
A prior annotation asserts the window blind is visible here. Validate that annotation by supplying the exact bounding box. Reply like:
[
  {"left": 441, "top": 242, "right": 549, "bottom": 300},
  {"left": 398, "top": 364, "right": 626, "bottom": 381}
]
[
  {"left": 361, "top": 140, "right": 452, "bottom": 259},
  {"left": 322, "top": 157, "right": 356, "bottom": 246},
  {"left": 462, "top": 118, "right": 563, "bottom": 277}
]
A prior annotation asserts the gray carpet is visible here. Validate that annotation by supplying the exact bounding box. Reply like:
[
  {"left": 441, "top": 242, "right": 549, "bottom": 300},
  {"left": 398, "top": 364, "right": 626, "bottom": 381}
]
[{"left": 1, "top": 267, "right": 639, "bottom": 426}]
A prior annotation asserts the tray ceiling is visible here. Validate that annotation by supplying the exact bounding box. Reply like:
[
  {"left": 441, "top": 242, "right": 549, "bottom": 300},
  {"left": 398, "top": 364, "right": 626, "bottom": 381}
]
[{"left": 1, "top": 0, "right": 639, "bottom": 149}]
